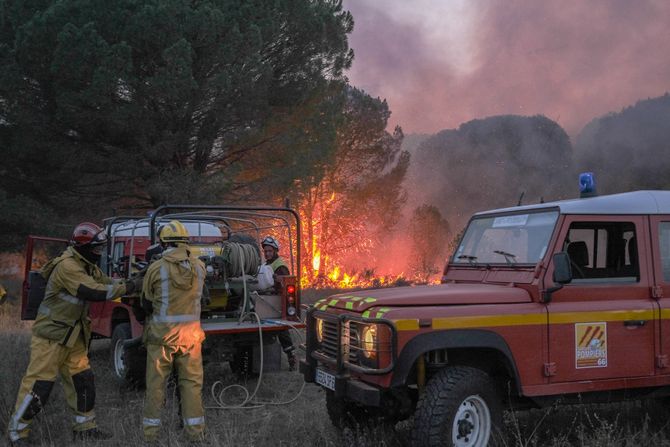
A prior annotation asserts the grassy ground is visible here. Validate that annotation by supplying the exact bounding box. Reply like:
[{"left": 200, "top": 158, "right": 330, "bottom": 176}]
[{"left": 3, "top": 294, "right": 670, "bottom": 446}]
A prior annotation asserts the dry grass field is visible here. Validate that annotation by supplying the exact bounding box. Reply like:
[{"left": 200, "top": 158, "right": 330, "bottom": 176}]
[{"left": 3, "top": 292, "right": 670, "bottom": 446}]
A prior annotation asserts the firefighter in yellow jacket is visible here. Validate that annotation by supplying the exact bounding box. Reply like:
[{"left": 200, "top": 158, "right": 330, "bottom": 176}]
[
  {"left": 141, "top": 220, "right": 206, "bottom": 442},
  {"left": 8, "top": 222, "right": 137, "bottom": 445}
]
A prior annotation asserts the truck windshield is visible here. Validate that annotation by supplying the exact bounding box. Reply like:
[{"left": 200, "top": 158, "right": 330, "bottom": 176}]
[{"left": 453, "top": 210, "right": 559, "bottom": 265}]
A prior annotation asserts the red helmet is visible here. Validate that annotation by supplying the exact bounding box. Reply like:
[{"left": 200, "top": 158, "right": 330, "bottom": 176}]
[{"left": 71, "top": 222, "right": 108, "bottom": 247}]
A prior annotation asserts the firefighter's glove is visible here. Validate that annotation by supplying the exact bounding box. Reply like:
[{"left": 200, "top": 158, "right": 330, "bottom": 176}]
[
  {"left": 132, "top": 276, "right": 143, "bottom": 294},
  {"left": 132, "top": 303, "right": 146, "bottom": 324},
  {"left": 124, "top": 277, "right": 142, "bottom": 295},
  {"left": 124, "top": 279, "right": 135, "bottom": 295},
  {"left": 145, "top": 243, "right": 163, "bottom": 262}
]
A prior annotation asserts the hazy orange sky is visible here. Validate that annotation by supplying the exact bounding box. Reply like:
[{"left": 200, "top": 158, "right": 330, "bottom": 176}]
[{"left": 343, "top": 0, "right": 670, "bottom": 136}]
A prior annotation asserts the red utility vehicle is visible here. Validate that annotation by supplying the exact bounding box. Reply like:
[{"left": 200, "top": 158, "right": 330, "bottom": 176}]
[
  {"left": 23, "top": 205, "right": 304, "bottom": 384},
  {"left": 302, "top": 189, "right": 670, "bottom": 446}
]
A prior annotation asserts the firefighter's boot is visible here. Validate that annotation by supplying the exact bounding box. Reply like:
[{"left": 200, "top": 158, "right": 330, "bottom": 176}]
[
  {"left": 73, "top": 427, "right": 113, "bottom": 441},
  {"left": 9, "top": 437, "right": 31, "bottom": 446},
  {"left": 8, "top": 337, "right": 58, "bottom": 443}
]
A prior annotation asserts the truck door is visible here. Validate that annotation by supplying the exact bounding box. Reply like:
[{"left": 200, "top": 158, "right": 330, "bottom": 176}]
[
  {"left": 649, "top": 215, "right": 670, "bottom": 373},
  {"left": 545, "top": 216, "right": 656, "bottom": 383},
  {"left": 21, "top": 236, "right": 68, "bottom": 320}
]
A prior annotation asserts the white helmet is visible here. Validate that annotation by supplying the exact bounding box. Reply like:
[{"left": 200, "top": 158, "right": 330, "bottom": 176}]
[{"left": 261, "top": 236, "right": 279, "bottom": 251}]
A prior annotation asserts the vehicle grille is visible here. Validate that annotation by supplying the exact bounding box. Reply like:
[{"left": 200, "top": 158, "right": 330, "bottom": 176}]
[
  {"left": 347, "top": 324, "right": 361, "bottom": 365},
  {"left": 317, "top": 319, "right": 361, "bottom": 366},
  {"left": 320, "top": 320, "right": 339, "bottom": 358}
]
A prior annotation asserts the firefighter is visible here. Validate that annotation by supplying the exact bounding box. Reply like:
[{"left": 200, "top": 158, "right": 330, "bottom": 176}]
[
  {"left": 261, "top": 236, "right": 297, "bottom": 371},
  {"left": 141, "top": 220, "right": 206, "bottom": 443},
  {"left": 7, "top": 222, "right": 138, "bottom": 445}
]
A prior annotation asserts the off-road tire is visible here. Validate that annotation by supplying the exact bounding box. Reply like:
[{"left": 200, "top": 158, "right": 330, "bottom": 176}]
[
  {"left": 411, "top": 366, "right": 503, "bottom": 447},
  {"left": 111, "top": 323, "right": 146, "bottom": 388}
]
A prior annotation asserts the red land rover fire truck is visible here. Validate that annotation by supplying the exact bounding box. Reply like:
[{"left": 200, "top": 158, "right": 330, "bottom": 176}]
[
  {"left": 302, "top": 186, "right": 670, "bottom": 446},
  {"left": 22, "top": 205, "right": 304, "bottom": 384}
]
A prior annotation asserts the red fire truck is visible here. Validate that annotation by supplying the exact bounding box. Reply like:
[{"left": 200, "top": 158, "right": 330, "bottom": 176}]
[
  {"left": 302, "top": 185, "right": 670, "bottom": 446},
  {"left": 22, "top": 205, "right": 304, "bottom": 385}
]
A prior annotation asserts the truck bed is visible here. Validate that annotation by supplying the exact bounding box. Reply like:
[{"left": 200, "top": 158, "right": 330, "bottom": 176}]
[{"left": 201, "top": 317, "right": 304, "bottom": 335}]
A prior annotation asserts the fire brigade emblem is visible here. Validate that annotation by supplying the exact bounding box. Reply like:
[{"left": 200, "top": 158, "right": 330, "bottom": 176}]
[{"left": 575, "top": 322, "right": 607, "bottom": 368}]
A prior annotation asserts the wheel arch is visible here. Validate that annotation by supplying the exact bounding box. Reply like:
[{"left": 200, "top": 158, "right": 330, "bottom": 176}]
[
  {"left": 391, "top": 329, "right": 522, "bottom": 395},
  {"left": 110, "top": 305, "right": 145, "bottom": 338},
  {"left": 111, "top": 306, "right": 130, "bottom": 327}
]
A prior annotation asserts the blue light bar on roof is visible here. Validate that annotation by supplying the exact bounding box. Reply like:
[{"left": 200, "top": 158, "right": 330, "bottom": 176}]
[{"left": 579, "top": 172, "right": 597, "bottom": 198}]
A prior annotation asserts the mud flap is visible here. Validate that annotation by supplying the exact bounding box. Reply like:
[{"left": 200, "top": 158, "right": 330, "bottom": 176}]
[{"left": 252, "top": 340, "right": 282, "bottom": 374}]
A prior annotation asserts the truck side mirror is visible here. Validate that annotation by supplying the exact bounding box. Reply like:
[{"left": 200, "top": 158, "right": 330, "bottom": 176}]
[
  {"left": 552, "top": 252, "right": 573, "bottom": 284},
  {"left": 543, "top": 252, "right": 573, "bottom": 303}
]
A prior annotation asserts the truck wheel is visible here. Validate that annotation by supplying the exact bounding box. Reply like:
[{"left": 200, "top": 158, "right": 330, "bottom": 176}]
[
  {"left": 411, "top": 366, "right": 502, "bottom": 447},
  {"left": 111, "top": 323, "right": 146, "bottom": 388},
  {"left": 326, "top": 390, "right": 390, "bottom": 430}
]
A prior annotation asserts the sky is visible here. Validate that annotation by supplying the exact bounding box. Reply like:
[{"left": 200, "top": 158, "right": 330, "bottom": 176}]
[{"left": 342, "top": 0, "right": 670, "bottom": 136}]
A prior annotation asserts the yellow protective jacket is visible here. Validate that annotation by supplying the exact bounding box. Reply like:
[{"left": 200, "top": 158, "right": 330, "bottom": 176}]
[
  {"left": 142, "top": 245, "right": 206, "bottom": 346},
  {"left": 269, "top": 257, "right": 289, "bottom": 274},
  {"left": 34, "top": 247, "right": 127, "bottom": 347}
]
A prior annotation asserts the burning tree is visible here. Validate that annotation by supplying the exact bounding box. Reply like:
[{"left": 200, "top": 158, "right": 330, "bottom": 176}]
[
  {"left": 293, "top": 87, "right": 409, "bottom": 286},
  {"left": 408, "top": 204, "right": 451, "bottom": 282}
]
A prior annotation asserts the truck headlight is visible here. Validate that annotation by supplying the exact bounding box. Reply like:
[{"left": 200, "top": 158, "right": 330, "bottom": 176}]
[
  {"left": 315, "top": 318, "right": 324, "bottom": 343},
  {"left": 361, "top": 324, "right": 377, "bottom": 359}
]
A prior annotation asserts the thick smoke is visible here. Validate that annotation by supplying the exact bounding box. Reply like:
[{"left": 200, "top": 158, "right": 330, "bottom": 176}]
[
  {"left": 378, "top": 115, "right": 575, "bottom": 277},
  {"left": 575, "top": 94, "right": 670, "bottom": 194},
  {"left": 344, "top": 0, "right": 670, "bottom": 136},
  {"left": 407, "top": 115, "right": 573, "bottom": 230}
]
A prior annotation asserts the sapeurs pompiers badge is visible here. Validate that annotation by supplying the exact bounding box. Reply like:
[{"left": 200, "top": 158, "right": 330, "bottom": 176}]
[{"left": 575, "top": 322, "right": 608, "bottom": 368}]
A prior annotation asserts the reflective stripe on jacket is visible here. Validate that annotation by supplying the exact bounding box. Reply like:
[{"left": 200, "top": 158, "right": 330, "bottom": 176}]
[
  {"left": 33, "top": 247, "right": 126, "bottom": 347},
  {"left": 269, "top": 257, "right": 288, "bottom": 274},
  {"left": 142, "top": 245, "right": 206, "bottom": 346}
]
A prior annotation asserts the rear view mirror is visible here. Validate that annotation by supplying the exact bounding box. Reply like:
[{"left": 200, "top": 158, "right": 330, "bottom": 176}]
[{"left": 553, "top": 252, "right": 573, "bottom": 284}]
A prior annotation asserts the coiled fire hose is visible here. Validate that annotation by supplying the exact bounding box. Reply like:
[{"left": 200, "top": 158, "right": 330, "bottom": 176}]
[
  {"left": 222, "top": 242, "right": 260, "bottom": 277},
  {"left": 206, "top": 245, "right": 306, "bottom": 410}
]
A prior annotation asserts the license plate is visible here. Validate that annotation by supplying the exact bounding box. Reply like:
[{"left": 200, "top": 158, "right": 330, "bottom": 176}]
[{"left": 315, "top": 368, "right": 336, "bottom": 391}]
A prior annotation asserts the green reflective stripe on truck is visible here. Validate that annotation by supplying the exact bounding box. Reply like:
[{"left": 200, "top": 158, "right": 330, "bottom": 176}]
[{"left": 375, "top": 307, "right": 391, "bottom": 318}]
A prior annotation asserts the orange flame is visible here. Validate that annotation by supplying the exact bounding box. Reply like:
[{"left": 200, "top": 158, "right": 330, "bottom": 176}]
[
  {"left": 296, "top": 187, "right": 441, "bottom": 290},
  {"left": 312, "top": 249, "right": 321, "bottom": 272}
]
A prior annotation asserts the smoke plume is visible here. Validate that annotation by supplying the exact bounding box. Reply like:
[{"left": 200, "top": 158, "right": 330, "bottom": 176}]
[{"left": 344, "top": 0, "right": 670, "bottom": 136}]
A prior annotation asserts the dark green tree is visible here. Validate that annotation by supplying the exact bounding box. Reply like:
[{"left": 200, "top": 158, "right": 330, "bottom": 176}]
[{"left": 0, "top": 0, "right": 353, "bottom": 248}]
